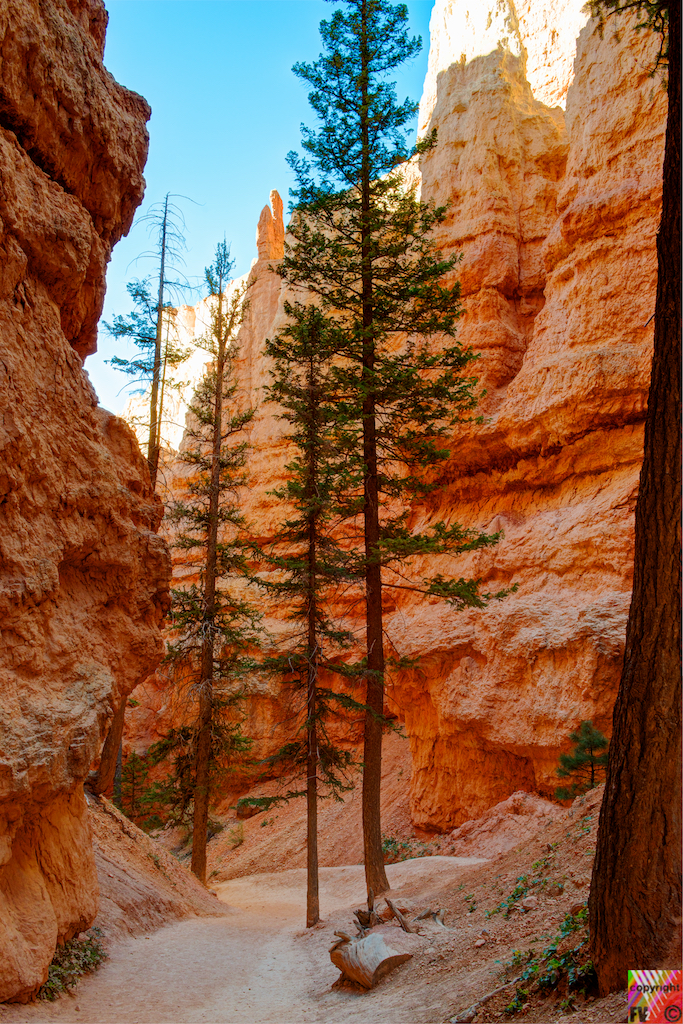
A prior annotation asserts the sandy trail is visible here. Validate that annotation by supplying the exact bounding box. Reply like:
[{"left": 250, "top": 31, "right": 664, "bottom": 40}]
[{"left": 3, "top": 857, "right": 484, "bottom": 1024}]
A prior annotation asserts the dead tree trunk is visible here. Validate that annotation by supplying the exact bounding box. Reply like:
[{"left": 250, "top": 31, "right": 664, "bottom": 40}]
[{"left": 330, "top": 932, "right": 412, "bottom": 989}]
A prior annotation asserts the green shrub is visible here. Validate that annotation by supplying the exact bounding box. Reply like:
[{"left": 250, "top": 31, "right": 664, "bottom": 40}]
[
  {"left": 496, "top": 906, "right": 597, "bottom": 1014},
  {"left": 227, "top": 822, "right": 244, "bottom": 848},
  {"left": 381, "top": 833, "right": 431, "bottom": 864},
  {"left": 38, "top": 930, "right": 107, "bottom": 1001},
  {"left": 555, "top": 721, "right": 608, "bottom": 800}
]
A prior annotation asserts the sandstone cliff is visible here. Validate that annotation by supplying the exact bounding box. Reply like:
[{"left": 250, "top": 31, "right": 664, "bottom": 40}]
[
  {"left": 401, "top": 6, "right": 665, "bottom": 830},
  {"left": 126, "top": 5, "right": 666, "bottom": 839},
  {"left": 0, "top": 0, "right": 169, "bottom": 1002}
]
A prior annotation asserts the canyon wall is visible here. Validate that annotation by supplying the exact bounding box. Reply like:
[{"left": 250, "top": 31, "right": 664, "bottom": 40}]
[
  {"left": 0, "top": 0, "right": 168, "bottom": 1002},
  {"left": 126, "top": 5, "right": 666, "bottom": 835},
  {"left": 391, "top": 7, "right": 667, "bottom": 829}
]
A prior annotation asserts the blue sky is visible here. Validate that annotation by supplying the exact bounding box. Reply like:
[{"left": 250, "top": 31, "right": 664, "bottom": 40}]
[{"left": 89, "top": 0, "right": 434, "bottom": 412}]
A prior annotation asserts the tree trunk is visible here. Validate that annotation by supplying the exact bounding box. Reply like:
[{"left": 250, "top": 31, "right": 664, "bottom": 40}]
[
  {"left": 306, "top": 656, "right": 319, "bottom": 927},
  {"left": 191, "top": 285, "right": 226, "bottom": 884},
  {"left": 190, "top": 675, "right": 213, "bottom": 883},
  {"left": 89, "top": 697, "right": 127, "bottom": 796},
  {"left": 306, "top": 358, "right": 320, "bottom": 927},
  {"left": 359, "top": 0, "right": 389, "bottom": 901},
  {"left": 589, "top": 5, "right": 681, "bottom": 992},
  {"left": 148, "top": 193, "right": 169, "bottom": 489},
  {"left": 113, "top": 738, "right": 123, "bottom": 807},
  {"left": 330, "top": 932, "right": 412, "bottom": 989}
]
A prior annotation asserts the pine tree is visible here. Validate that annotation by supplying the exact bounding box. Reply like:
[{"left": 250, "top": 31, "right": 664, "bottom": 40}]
[
  {"left": 166, "top": 241, "right": 259, "bottom": 883},
  {"left": 251, "top": 303, "right": 364, "bottom": 926},
  {"left": 106, "top": 193, "right": 192, "bottom": 488},
  {"left": 117, "top": 750, "right": 149, "bottom": 820},
  {"left": 282, "top": 0, "right": 510, "bottom": 897},
  {"left": 90, "top": 196, "right": 193, "bottom": 802},
  {"left": 554, "top": 721, "right": 609, "bottom": 801},
  {"left": 105, "top": 278, "right": 190, "bottom": 476}
]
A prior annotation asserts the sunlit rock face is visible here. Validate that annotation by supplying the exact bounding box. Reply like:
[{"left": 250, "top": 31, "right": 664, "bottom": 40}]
[
  {"left": 418, "top": 0, "right": 588, "bottom": 127},
  {"left": 399, "top": 7, "right": 666, "bottom": 831},
  {"left": 0, "top": 0, "right": 169, "bottom": 1002},
  {"left": 126, "top": 5, "right": 666, "bottom": 835}
]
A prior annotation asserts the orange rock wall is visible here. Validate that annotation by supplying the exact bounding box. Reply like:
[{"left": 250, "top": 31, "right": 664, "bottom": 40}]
[
  {"left": 0, "top": 0, "right": 168, "bottom": 1002},
  {"left": 127, "top": 10, "right": 666, "bottom": 836},
  {"left": 397, "top": 11, "right": 665, "bottom": 831}
]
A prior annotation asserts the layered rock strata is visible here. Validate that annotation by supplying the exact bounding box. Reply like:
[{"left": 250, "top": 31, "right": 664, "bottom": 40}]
[
  {"left": 400, "top": 9, "right": 666, "bottom": 830},
  {"left": 0, "top": 0, "right": 168, "bottom": 1002},
  {"left": 127, "top": 7, "right": 666, "bottom": 836}
]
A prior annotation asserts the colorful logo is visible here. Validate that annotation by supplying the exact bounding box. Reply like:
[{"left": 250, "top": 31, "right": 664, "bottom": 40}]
[{"left": 628, "top": 970, "right": 682, "bottom": 1023}]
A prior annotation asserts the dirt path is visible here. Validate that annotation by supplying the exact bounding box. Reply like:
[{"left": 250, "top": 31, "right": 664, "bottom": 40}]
[{"left": 2, "top": 857, "right": 485, "bottom": 1024}]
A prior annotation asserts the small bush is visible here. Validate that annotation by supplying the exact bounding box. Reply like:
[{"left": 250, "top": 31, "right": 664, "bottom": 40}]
[
  {"left": 555, "top": 721, "right": 608, "bottom": 800},
  {"left": 496, "top": 906, "right": 597, "bottom": 1014},
  {"left": 381, "top": 833, "right": 431, "bottom": 864},
  {"left": 38, "top": 930, "right": 107, "bottom": 1001},
  {"left": 227, "top": 822, "right": 244, "bottom": 848}
]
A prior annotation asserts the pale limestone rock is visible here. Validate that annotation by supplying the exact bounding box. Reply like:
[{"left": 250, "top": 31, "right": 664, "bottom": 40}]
[{"left": 418, "top": 0, "right": 588, "bottom": 133}]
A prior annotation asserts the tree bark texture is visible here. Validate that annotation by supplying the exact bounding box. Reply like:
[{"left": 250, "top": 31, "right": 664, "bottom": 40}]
[
  {"left": 306, "top": 654, "right": 320, "bottom": 927},
  {"left": 89, "top": 696, "right": 127, "bottom": 796},
  {"left": 191, "top": 288, "right": 225, "bottom": 884},
  {"left": 589, "top": 3, "right": 681, "bottom": 993},
  {"left": 330, "top": 932, "right": 412, "bottom": 989},
  {"left": 359, "top": 0, "right": 389, "bottom": 900},
  {"left": 306, "top": 358, "right": 320, "bottom": 927}
]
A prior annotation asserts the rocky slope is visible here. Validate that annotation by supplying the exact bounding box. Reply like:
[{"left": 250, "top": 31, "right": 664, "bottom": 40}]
[
  {"left": 125, "top": 3, "right": 666, "bottom": 837},
  {"left": 0, "top": 0, "right": 168, "bottom": 1003}
]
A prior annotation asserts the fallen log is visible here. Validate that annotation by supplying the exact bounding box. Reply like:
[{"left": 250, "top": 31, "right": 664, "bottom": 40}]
[{"left": 330, "top": 932, "right": 412, "bottom": 989}]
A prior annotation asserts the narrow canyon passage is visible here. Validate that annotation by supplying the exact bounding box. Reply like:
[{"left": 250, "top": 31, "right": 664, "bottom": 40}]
[{"left": 5, "top": 859, "right": 484, "bottom": 1024}]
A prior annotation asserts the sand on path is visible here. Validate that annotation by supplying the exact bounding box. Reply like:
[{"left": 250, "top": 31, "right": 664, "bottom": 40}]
[{"left": 1, "top": 856, "right": 485, "bottom": 1024}]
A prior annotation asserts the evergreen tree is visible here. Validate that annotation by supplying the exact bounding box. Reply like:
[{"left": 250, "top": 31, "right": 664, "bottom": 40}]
[
  {"left": 91, "top": 196, "right": 193, "bottom": 803},
  {"left": 106, "top": 193, "right": 192, "bottom": 489},
  {"left": 105, "top": 278, "right": 190, "bottom": 475},
  {"left": 117, "top": 750, "right": 149, "bottom": 820},
  {"left": 554, "top": 721, "right": 609, "bottom": 800},
  {"left": 283, "top": 0, "right": 510, "bottom": 897},
  {"left": 166, "top": 241, "right": 259, "bottom": 883},
  {"left": 251, "top": 303, "right": 365, "bottom": 926}
]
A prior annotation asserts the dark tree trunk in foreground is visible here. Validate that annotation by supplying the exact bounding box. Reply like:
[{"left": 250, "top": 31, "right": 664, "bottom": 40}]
[
  {"left": 306, "top": 618, "right": 320, "bottom": 927},
  {"left": 190, "top": 284, "right": 225, "bottom": 885},
  {"left": 359, "top": 0, "right": 390, "bottom": 901},
  {"left": 306, "top": 368, "right": 320, "bottom": 927},
  {"left": 589, "top": 1, "right": 681, "bottom": 992},
  {"left": 89, "top": 697, "right": 127, "bottom": 796}
]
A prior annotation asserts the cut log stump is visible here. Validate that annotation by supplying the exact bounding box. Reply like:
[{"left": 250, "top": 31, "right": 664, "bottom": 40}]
[{"left": 330, "top": 932, "right": 412, "bottom": 989}]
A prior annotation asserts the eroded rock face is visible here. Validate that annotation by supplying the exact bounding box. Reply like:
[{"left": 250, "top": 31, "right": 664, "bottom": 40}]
[
  {"left": 398, "top": 9, "right": 665, "bottom": 831},
  {"left": 126, "top": 8, "right": 666, "bottom": 838},
  {"left": 0, "top": 0, "right": 168, "bottom": 1002}
]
